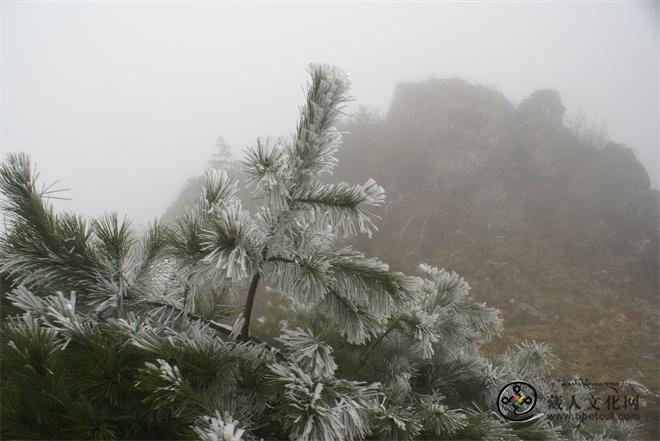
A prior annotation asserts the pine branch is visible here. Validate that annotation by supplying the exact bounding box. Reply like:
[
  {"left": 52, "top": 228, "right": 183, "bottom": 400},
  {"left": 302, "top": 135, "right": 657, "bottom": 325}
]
[
  {"left": 166, "top": 210, "right": 206, "bottom": 264},
  {"left": 417, "top": 394, "right": 467, "bottom": 438},
  {"left": 0, "top": 154, "right": 102, "bottom": 293},
  {"left": 132, "top": 221, "right": 172, "bottom": 297},
  {"left": 136, "top": 358, "right": 212, "bottom": 420},
  {"left": 92, "top": 212, "right": 134, "bottom": 266},
  {"left": 136, "top": 299, "right": 234, "bottom": 335},
  {"left": 201, "top": 201, "right": 258, "bottom": 282},
  {"left": 267, "top": 255, "right": 297, "bottom": 264},
  {"left": 192, "top": 411, "right": 246, "bottom": 441},
  {"left": 276, "top": 326, "right": 338, "bottom": 378},
  {"left": 329, "top": 248, "right": 414, "bottom": 315},
  {"left": 198, "top": 169, "right": 238, "bottom": 211},
  {"left": 92, "top": 212, "right": 135, "bottom": 317},
  {"left": 292, "top": 179, "right": 385, "bottom": 237},
  {"left": 0, "top": 153, "right": 58, "bottom": 239},
  {"left": 268, "top": 246, "right": 413, "bottom": 321},
  {"left": 269, "top": 247, "right": 333, "bottom": 304},
  {"left": 3, "top": 312, "right": 62, "bottom": 376},
  {"left": 288, "top": 63, "right": 351, "bottom": 183},
  {"left": 418, "top": 264, "right": 470, "bottom": 311},
  {"left": 166, "top": 169, "right": 239, "bottom": 268},
  {"left": 266, "top": 359, "right": 380, "bottom": 441},
  {"left": 242, "top": 138, "right": 289, "bottom": 210},
  {"left": 372, "top": 400, "right": 422, "bottom": 441},
  {"left": 320, "top": 290, "right": 381, "bottom": 345},
  {"left": 359, "top": 319, "right": 401, "bottom": 365}
]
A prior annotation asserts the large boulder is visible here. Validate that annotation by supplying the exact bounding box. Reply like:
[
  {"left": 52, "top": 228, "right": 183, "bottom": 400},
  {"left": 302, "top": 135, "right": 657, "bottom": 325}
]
[{"left": 517, "top": 89, "right": 565, "bottom": 129}]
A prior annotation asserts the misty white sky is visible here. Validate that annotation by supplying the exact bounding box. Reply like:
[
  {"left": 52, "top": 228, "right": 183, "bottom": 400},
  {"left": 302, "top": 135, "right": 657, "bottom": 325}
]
[{"left": 2, "top": 1, "right": 658, "bottom": 225}]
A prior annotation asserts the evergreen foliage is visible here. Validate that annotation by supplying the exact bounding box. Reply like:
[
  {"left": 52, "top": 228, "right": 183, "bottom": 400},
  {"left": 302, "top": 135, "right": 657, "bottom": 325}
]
[{"left": 0, "top": 65, "right": 642, "bottom": 440}]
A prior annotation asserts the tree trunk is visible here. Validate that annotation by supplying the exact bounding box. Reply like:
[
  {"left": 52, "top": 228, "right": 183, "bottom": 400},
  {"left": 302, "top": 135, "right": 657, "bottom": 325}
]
[{"left": 240, "top": 271, "right": 262, "bottom": 339}]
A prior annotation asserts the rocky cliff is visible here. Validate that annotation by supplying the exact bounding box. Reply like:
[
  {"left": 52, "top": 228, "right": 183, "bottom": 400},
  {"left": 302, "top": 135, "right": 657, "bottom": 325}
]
[{"left": 338, "top": 78, "right": 658, "bottom": 289}]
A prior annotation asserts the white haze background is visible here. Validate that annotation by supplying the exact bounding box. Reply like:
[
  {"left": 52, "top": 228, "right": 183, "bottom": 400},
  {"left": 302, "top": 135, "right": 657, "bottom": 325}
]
[{"left": 2, "top": 1, "right": 658, "bottom": 225}]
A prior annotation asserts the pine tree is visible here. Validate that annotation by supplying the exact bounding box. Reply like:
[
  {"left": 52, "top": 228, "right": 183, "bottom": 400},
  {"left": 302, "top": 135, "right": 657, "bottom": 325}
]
[
  {"left": 0, "top": 65, "right": 642, "bottom": 440},
  {"left": 161, "top": 134, "right": 239, "bottom": 223},
  {"left": 208, "top": 135, "right": 234, "bottom": 170}
]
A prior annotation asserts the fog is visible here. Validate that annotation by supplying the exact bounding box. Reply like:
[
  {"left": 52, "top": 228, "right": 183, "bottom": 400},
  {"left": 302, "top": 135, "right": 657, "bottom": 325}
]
[{"left": 2, "top": 1, "right": 658, "bottom": 225}]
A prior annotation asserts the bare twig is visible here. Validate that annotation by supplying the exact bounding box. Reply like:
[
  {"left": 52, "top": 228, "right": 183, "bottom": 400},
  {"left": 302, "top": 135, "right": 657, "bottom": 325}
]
[{"left": 359, "top": 319, "right": 400, "bottom": 365}]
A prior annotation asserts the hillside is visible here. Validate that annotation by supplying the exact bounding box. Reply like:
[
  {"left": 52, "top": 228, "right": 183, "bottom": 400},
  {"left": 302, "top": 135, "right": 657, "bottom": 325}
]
[{"left": 335, "top": 78, "right": 659, "bottom": 436}]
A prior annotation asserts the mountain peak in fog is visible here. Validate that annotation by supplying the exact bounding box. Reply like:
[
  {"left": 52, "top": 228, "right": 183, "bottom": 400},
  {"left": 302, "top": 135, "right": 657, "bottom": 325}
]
[{"left": 338, "top": 78, "right": 658, "bottom": 288}]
